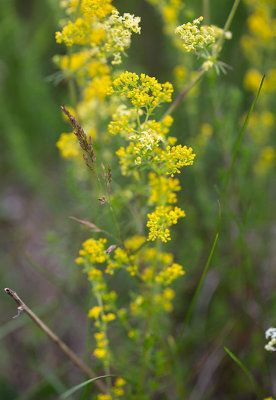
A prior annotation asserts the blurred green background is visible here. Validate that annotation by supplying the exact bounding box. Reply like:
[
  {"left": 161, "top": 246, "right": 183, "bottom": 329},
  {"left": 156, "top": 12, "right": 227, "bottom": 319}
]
[{"left": 0, "top": 0, "right": 275, "bottom": 399}]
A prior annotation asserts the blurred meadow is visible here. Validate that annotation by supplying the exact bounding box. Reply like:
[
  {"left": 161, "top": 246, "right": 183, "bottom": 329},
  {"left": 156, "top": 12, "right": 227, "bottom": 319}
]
[{"left": 0, "top": 0, "right": 275, "bottom": 399}]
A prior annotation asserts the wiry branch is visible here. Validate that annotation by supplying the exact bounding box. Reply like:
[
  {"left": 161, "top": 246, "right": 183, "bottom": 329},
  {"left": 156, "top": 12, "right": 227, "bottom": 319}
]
[{"left": 4, "top": 288, "right": 107, "bottom": 393}]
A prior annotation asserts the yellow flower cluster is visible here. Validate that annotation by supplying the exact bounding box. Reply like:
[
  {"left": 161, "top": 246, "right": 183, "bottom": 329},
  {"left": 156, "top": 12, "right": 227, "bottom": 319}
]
[
  {"left": 76, "top": 238, "right": 108, "bottom": 264},
  {"left": 175, "top": 17, "right": 219, "bottom": 52},
  {"left": 55, "top": 0, "right": 141, "bottom": 162},
  {"left": 109, "top": 72, "right": 173, "bottom": 112},
  {"left": 158, "top": 144, "right": 196, "bottom": 175},
  {"left": 108, "top": 106, "right": 137, "bottom": 136},
  {"left": 84, "top": 74, "right": 112, "bottom": 100},
  {"left": 154, "top": 288, "right": 175, "bottom": 312},
  {"left": 112, "top": 377, "right": 126, "bottom": 397},
  {"left": 56, "top": 133, "right": 81, "bottom": 159},
  {"left": 104, "top": 11, "right": 141, "bottom": 65},
  {"left": 146, "top": 0, "right": 183, "bottom": 28},
  {"left": 155, "top": 262, "right": 185, "bottom": 284},
  {"left": 244, "top": 68, "right": 276, "bottom": 92},
  {"left": 147, "top": 206, "right": 185, "bottom": 242},
  {"left": 56, "top": 18, "right": 101, "bottom": 46},
  {"left": 113, "top": 127, "right": 195, "bottom": 176},
  {"left": 254, "top": 146, "right": 275, "bottom": 175},
  {"left": 81, "top": 0, "right": 114, "bottom": 20},
  {"left": 98, "top": 395, "right": 112, "bottom": 400},
  {"left": 148, "top": 172, "right": 181, "bottom": 205}
]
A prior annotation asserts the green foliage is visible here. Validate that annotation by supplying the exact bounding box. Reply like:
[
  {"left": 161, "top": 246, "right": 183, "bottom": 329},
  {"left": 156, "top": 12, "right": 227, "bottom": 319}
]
[{"left": 1, "top": 0, "right": 275, "bottom": 400}]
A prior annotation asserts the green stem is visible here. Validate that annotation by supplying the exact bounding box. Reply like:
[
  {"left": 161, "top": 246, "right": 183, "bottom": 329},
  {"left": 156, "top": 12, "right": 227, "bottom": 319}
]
[
  {"left": 213, "top": 0, "right": 241, "bottom": 57},
  {"left": 184, "top": 201, "right": 221, "bottom": 328},
  {"left": 161, "top": 69, "right": 205, "bottom": 119},
  {"left": 162, "top": 0, "right": 241, "bottom": 118},
  {"left": 223, "top": 75, "right": 265, "bottom": 193},
  {"left": 203, "top": 0, "right": 210, "bottom": 24},
  {"left": 224, "top": 347, "right": 263, "bottom": 399}
]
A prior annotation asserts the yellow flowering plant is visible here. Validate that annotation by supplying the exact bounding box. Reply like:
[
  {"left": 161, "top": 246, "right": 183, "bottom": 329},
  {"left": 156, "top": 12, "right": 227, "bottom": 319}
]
[{"left": 51, "top": 0, "right": 262, "bottom": 399}]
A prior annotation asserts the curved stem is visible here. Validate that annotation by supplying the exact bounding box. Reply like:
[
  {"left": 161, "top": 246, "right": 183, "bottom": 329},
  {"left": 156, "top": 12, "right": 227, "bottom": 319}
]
[
  {"left": 4, "top": 288, "right": 107, "bottom": 393},
  {"left": 161, "top": 68, "right": 205, "bottom": 119},
  {"left": 162, "top": 0, "right": 241, "bottom": 118},
  {"left": 213, "top": 0, "right": 241, "bottom": 57}
]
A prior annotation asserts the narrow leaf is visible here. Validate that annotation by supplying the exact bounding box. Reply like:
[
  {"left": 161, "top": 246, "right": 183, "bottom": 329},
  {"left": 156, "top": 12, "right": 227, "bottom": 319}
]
[
  {"left": 184, "top": 200, "right": 221, "bottom": 327},
  {"left": 60, "top": 375, "right": 113, "bottom": 399},
  {"left": 223, "top": 75, "right": 265, "bottom": 192},
  {"left": 69, "top": 216, "right": 101, "bottom": 232},
  {"left": 224, "top": 347, "right": 262, "bottom": 398}
]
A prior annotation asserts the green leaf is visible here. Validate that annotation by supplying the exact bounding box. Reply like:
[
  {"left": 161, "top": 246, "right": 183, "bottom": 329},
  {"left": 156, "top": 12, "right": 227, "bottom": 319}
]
[
  {"left": 60, "top": 375, "right": 114, "bottom": 399},
  {"left": 224, "top": 347, "right": 263, "bottom": 398},
  {"left": 223, "top": 74, "right": 265, "bottom": 192}
]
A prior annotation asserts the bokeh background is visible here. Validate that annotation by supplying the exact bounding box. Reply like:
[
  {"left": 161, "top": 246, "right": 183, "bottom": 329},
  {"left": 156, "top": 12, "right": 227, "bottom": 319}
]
[{"left": 0, "top": 0, "right": 275, "bottom": 399}]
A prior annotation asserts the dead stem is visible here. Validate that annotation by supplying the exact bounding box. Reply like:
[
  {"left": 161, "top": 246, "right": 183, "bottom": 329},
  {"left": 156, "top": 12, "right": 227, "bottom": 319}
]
[{"left": 4, "top": 288, "right": 107, "bottom": 393}]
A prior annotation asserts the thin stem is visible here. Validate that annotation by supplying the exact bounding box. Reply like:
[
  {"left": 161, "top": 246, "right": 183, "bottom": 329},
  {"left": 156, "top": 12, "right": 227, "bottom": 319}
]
[
  {"left": 183, "top": 200, "right": 221, "bottom": 328},
  {"left": 223, "top": 75, "right": 265, "bottom": 193},
  {"left": 203, "top": 0, "right": 210, "bottom": 24},
  {"left": 213, "top": 0, "right": 241, "bottom": 57},
  {"left": 162, "top": 0, "right": 241, "bottom": 118},
  {"left": 161, "top": 69, "right": 205, "bottom": 119},
  {"left": 95, "top": 292, "right": 112, "bottom": 394},
  {"left": 4, "top": 288, "right": 107, "bottom": 393},
  {"left": 138, "top": 239, "right": 161, "bottom": 391}
]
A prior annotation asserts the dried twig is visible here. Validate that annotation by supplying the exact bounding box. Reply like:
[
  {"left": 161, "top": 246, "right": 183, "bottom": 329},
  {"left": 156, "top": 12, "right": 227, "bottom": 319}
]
[{"left": 4, "top": 288, "right": 107, "bottom": 393}]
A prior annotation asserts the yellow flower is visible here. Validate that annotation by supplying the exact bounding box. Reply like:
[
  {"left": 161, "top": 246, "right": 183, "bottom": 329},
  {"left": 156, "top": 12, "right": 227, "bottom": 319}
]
[
  {"left": 113, "top": 387, "right": 124, "bottom": 396},
  {"left": 244, "top": 69, "right": 263, "bottom": 92},
  {"left": 88, "top": 268, "right": 103, "bottom": 279},
  {"left": 102, "top": 313, "right": 116, "bottom": 322},
  {"left": 94, "top": 332, "right": 105, "bottom": 341},
  {"left": 81, "top": 0, "right": 114, "bottom": 20},
  {"left": 98, "top": 394, "right": 112, "bottom": 400},
  {"left": 147, "top": 206, "right": 185, "bottom": 242},
  {"left": 84, "top": 75, "right": 112, "bottom": 101},
  {"left": 56, "top": 133, "right": 80, "bottom": 159},
  {"left": 115, "top": 377, "right": 126, "bottom": 387},
  {"left": 88, "top": 306, "right": 102, "bottom": 319},
  {"left": 148, "top": 172, "right": 181, "bottom": 205},
  {"left": 78, "top": 238, "right": 108, "bottom": 264},
  {"left": 175, "top": 17, "right": 220, "bottom": 52},
  {"left": 93, "top": 348, "right": 107, "bottom": 358},
  {"left": 247, "top": 9, "right": 274, "bottom": 40},
  {"left": 157, "top": 144, "right": 196, "bottom": 175},
  {"left": 254, "top": 146, "right": 275, "bottom": 175},
  {"left": 155, "top": 263, "right": 185, "bottom": 284},
  {"left": 109, "top": 72, "right": 173, "bottom": 111},
  {"left": 173, "top": 65, "right": 187, "bottom": 83},
  {"left": 163, "top": 288, "right": 175, "bottom": 300}
]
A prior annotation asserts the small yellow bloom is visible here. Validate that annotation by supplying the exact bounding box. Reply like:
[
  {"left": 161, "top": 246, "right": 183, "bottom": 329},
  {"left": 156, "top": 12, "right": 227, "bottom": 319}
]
[
  {"left": 88, "top": 306, "right": 102, "bottom": 319},
  {"left": 175, "top": 17, "right": 220, "bottom": 52},
  {"left": 56, "top": 133, "right": 80, "bottom": 159},
  {"left": 102, "top": 313, "right": 116, "bottom": 322},
  {"left": 98, "top": 394, "right": 112, "bottom": 400},
  {"left": 115, "top": 377, "right": 126, "bottom": 387},
  {"left": 94, "top": 332, "right": 105, "bottom": 341},
  {"left": 244, "top": 69, "right": 263, "bottom": 92},
  {"left": 93, "top": 347, "right": 107, "bottom": 358},
  {"left": 75, "top": 257, "right": 84, "bottom": 264}
]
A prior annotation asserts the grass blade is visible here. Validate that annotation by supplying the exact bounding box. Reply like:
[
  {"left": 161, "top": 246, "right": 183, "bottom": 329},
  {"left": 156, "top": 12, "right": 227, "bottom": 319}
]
[
  {"left": 223, "top": 75, "right": 265, "bottom": 192},
  {"left": 184, "top": 201, "right": 221, "bottom": 327},
  {"left": 60, "top": 375, "right": 114, "bottom": 399},
  {"left": 224, "top": 347, "right": 262, "bottom": 398}
]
